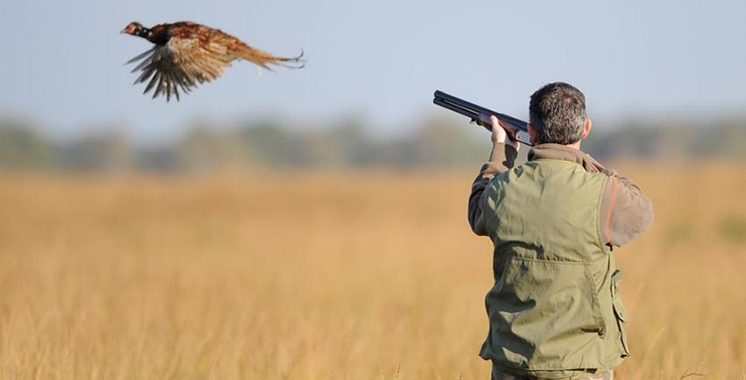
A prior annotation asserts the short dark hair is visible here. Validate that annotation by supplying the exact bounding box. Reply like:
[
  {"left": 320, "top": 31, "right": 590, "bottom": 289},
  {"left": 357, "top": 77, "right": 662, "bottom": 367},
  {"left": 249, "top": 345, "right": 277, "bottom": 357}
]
[{"left": 529, "top": 82, "right": 587, "bottom": 145}]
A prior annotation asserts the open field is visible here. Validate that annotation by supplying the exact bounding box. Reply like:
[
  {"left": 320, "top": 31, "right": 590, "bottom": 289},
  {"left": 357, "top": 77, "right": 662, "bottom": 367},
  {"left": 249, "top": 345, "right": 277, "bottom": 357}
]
[{"left": 0, "top": 164, "right": 745, "bottom": 379}]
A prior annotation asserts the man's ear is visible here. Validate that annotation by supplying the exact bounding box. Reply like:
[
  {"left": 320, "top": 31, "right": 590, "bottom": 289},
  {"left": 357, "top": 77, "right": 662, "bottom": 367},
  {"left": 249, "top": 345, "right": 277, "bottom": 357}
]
[
  {"left": 528, "top": 123, "right": 539, "bottom": 145},
  {"left": 581, "top": 118, "right": 592, "bottom": 140}
]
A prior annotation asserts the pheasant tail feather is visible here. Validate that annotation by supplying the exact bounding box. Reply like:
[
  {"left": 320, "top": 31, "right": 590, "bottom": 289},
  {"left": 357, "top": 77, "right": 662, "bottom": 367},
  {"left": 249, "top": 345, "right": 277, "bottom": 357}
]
[{"left": 238, "top": 46, "right": 305, "bottom": 70}]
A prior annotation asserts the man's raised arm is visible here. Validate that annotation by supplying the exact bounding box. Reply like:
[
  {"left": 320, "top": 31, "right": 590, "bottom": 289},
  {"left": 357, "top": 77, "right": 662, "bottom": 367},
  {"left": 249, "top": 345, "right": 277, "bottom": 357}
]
[{"left": 468, "top": 142, "right": 518, "bottom": 236}]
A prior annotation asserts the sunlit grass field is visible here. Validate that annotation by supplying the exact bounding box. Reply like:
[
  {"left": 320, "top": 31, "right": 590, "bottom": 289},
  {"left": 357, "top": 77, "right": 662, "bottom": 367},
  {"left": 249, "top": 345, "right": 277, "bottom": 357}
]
[{"left": 1, "top": 164, "right": 744, "bottom": 379}]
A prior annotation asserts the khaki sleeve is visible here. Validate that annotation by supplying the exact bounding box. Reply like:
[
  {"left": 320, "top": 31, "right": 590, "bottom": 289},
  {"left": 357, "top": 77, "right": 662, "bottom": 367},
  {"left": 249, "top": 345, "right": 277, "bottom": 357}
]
[
  {"left": 599, "top": 170, "right": 655, "bottom": 247},
  {"left": 468, "top": 143, "right": 518, "bottom": 236}
]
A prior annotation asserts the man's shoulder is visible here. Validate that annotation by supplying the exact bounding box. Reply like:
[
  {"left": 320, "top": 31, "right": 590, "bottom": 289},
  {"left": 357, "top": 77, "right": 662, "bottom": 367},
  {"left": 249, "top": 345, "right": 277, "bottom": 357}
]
[
  {"left": 489, "top": 160, "right": 611, "bottom": 199},
  {"left": 497, "top": 159, "right": 610, "bottom": 180}
]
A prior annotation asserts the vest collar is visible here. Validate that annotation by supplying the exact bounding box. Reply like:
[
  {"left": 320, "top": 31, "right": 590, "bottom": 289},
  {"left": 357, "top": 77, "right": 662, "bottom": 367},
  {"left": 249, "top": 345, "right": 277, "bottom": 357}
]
[{"left": 528, "top": 144, "right": 602, "bottom": 172}]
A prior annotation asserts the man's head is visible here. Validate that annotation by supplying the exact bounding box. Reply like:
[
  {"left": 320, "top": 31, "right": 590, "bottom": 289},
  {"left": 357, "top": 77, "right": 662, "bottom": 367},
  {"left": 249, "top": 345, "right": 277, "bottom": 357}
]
[{"left": 528, "top": 82, "right": 591, "bottom": 146}]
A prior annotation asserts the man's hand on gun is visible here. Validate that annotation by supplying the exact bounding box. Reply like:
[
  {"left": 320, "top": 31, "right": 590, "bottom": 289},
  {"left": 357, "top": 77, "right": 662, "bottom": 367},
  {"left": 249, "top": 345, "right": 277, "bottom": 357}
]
[{"left": 476, "top": 114, "right": 521, "bottom": 150}]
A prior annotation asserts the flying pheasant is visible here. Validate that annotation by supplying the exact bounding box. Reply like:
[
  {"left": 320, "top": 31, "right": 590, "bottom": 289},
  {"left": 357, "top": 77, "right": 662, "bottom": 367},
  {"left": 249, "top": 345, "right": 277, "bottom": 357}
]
[{"left": 121, "top": 21, "right": 304, "bottom": 101}]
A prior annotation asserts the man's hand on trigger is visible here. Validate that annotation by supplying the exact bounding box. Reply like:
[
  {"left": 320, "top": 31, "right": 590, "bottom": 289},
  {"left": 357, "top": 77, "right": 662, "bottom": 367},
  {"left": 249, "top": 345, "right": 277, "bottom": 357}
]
[{"left": 488, "top": 115, "right": 520, "bottom": 150}]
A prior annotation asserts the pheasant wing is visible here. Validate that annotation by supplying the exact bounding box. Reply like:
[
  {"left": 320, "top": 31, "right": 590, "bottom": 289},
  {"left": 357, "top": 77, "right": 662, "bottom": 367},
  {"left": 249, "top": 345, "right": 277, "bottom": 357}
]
[
  {"left": 168, "top": 36, "right": 235, "bottom": 85},
  {"left": 127, "top": 31, "right": 234, "bottom": 101}
]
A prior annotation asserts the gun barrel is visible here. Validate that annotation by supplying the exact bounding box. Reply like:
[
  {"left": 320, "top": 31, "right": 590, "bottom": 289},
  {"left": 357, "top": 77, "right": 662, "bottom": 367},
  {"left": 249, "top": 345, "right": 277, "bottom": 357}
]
[{"left": 433, "top": 90, "right": 529, "bottom": 133}]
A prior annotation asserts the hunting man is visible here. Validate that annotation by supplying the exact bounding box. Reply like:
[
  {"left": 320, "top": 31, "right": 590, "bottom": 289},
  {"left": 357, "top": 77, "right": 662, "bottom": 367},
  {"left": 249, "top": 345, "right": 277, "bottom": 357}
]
[{"left": 468, "top": 82, "right": 654, "bottom": 380}]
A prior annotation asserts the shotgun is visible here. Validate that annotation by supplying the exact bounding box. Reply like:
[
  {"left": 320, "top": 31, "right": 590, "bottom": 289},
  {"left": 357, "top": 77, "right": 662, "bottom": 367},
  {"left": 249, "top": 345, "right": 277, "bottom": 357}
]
[{"left": 433, "top": 90, "right": 531, "bottom": 145}]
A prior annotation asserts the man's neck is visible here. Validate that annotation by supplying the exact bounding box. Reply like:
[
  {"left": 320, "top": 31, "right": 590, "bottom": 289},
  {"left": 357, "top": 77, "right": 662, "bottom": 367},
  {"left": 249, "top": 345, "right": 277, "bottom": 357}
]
[
  {"left": 566, "top": 141, "right": 582, "bottom": 150},
  {"left": 533, "top": 141, "right": 582, "bottom": 150}
]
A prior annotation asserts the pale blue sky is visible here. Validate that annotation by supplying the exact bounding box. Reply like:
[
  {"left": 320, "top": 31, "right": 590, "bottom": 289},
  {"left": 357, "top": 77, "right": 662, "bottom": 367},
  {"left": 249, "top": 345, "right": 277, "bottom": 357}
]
[{"left": 0, "top": 0, "right": 744, "bottom": 143}]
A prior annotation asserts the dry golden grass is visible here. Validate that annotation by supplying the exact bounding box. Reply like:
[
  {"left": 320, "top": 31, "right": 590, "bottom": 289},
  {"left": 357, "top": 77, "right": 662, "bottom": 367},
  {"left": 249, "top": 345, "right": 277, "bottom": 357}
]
[{"left": 0, "top": 164, "right": 745, "bottom": 379}]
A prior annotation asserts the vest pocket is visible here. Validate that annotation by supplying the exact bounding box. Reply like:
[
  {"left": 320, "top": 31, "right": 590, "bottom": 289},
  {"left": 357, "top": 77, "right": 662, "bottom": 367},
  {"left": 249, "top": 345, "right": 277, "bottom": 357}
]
[
  {"left": 494, "top": 256, "right": 606, "bottom": 339},
  {"left": 611, "top": 270, "right": 630, "bottom": 356}
]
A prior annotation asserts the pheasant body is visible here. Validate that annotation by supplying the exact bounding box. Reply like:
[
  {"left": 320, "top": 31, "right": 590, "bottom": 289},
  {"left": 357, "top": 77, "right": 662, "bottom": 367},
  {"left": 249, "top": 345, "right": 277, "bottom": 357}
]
[{"left": 121, "top": 21, "right": 304, "bottom": 101}]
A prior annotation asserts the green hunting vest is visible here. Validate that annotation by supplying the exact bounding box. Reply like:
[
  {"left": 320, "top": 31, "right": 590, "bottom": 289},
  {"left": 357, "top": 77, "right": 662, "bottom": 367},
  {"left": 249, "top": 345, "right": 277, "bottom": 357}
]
[{"left": 479, "top": 158, "right": 630, "bottom": 374}]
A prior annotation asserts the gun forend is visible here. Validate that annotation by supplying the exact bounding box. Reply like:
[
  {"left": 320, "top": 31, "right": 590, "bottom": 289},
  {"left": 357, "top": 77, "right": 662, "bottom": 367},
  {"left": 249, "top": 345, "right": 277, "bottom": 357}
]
[{"left": 433, "top": 90, "right": 531, "bottom": 145}]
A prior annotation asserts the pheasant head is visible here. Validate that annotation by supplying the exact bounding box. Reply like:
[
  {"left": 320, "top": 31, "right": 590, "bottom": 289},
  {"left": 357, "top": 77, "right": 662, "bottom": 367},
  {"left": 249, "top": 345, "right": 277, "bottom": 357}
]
[{"left": 121, "top": 22, "right": 150, "bottom": 39}]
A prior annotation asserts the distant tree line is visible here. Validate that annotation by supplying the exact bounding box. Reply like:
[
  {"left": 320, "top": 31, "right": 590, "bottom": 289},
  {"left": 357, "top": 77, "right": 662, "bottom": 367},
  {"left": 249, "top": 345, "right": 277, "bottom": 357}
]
[{"left": 0, "top": 114, "right": 744, "bottom": 173}]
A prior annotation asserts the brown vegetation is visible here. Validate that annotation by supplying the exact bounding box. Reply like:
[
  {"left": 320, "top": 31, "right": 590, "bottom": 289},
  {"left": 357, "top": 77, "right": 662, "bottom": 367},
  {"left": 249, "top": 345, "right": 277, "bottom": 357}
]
[{"left": 0, "top": 164, "right": 744, "bottom": 379}]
